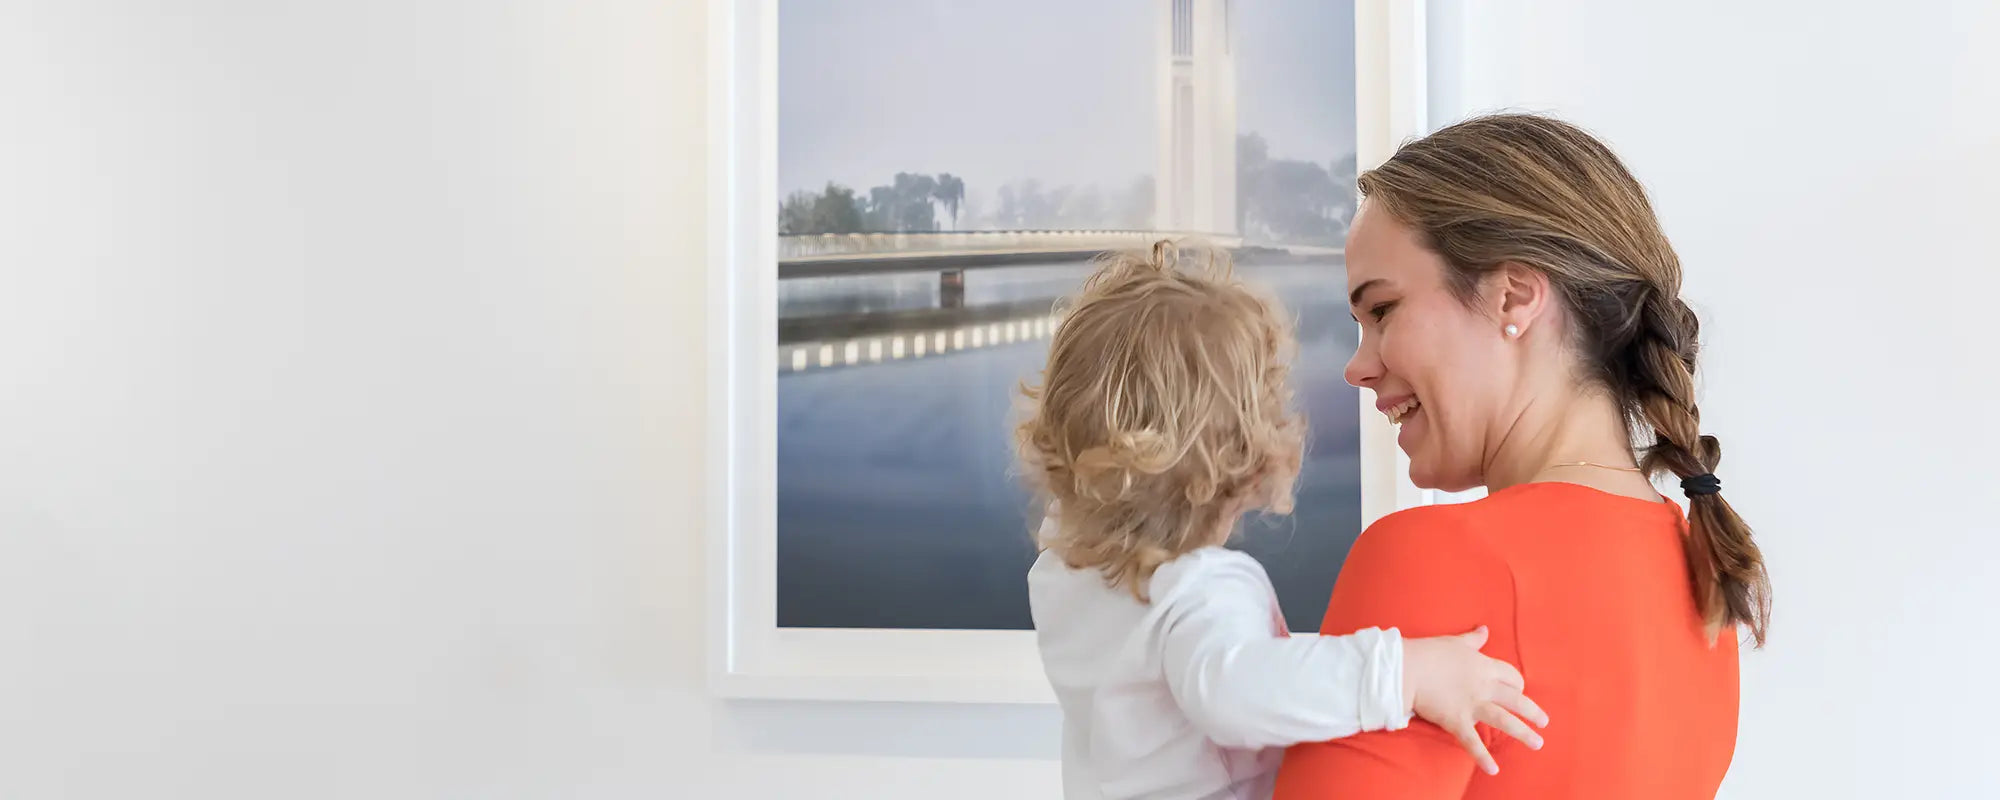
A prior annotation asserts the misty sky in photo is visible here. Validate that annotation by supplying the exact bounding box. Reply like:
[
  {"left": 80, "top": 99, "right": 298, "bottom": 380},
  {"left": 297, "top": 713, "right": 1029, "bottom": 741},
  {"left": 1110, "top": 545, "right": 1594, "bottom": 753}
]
[{"left": 778, "top": 0, "right": 1356, "bottom": 200}]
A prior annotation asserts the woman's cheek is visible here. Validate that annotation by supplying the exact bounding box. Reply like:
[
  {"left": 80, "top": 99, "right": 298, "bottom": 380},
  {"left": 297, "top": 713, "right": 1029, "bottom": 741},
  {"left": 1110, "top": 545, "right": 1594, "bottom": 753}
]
[{"left": 1379, "top": 331, "right": 1410, "bottom": 379}]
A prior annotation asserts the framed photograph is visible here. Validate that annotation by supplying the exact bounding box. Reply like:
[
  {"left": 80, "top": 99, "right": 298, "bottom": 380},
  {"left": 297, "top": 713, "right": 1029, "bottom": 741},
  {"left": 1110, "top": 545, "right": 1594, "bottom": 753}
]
[{"left": 709, "top": 0, "right": 1434, "bottom": 703}]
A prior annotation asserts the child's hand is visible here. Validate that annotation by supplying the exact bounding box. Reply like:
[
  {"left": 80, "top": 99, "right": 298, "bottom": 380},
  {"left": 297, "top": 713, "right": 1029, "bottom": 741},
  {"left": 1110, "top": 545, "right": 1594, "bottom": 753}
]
[{"left": 1402, "top": 626, "right": 1549, "bottom": 776}]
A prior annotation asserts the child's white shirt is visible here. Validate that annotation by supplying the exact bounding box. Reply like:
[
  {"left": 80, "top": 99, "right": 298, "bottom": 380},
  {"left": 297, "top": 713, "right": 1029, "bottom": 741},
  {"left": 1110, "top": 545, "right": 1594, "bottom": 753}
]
[{"left": 1028, "top": 543, "right": 1410, "bottom": 800}]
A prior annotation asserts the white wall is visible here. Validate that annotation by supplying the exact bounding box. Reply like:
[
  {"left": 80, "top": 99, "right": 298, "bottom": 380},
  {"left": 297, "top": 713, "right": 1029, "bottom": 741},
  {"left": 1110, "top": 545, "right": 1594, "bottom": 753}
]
[
  {"left": 2, "top": 0, "right": 1059, "bottom": 796},
  {"left": 1, "top": 1, "right": 1992, "bottom": 798}
]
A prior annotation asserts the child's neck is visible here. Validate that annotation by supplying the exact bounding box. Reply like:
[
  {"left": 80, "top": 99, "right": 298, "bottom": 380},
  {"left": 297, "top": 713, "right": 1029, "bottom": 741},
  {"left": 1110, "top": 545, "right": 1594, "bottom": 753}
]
[{"left": 1200, "top": 516, "right": 1240, "bottom": 549}]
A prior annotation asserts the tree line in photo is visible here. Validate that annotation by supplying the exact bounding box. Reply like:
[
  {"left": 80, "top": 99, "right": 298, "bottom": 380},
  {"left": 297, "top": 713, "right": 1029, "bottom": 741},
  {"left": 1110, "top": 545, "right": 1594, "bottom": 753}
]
[{"left": 779, "top": 133, "right": 1358, "bottom": 246}]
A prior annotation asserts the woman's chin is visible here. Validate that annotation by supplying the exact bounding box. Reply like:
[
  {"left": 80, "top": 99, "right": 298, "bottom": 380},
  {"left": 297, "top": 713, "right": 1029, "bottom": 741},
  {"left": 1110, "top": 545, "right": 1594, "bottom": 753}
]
[
  {"left": 1404, "top": 453, "right": 1438, "bottom": 490},
  {"left": 1405, "top": 455, "right": 1480, "bottom": 494},
  {"left": 1407, "top": 465, "right": 1443, "bottom": 491}
]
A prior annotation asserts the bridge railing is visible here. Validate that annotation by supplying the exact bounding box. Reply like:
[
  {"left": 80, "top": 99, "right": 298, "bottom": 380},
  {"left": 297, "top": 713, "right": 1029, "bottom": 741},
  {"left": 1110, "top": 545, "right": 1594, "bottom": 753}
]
[{"left": 777, "top": 229, "right": 1242, "bottom": 260}]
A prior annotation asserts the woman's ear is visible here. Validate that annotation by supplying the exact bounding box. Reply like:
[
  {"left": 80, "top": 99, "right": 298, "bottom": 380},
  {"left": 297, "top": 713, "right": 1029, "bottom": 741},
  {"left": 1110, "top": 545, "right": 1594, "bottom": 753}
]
[{"left": 1489, "top": 262, "right": 1553, "bottom": 337}]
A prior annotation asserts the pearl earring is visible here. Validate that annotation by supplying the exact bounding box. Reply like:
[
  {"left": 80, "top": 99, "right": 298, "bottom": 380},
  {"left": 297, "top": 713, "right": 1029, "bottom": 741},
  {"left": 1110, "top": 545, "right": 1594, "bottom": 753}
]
[{"left": 1504, "top": 324, "right": 1520, "bottom": 338}]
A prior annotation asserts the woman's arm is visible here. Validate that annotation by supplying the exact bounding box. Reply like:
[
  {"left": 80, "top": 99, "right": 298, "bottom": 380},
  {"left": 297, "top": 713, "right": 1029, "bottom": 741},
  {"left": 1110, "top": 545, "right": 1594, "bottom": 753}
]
[
  {"left": 1153, "top": 551, "right": 1410, "bottom": 749},
  {"left": 1272, "top": 508, "right": 1524, "bottom": 799}
]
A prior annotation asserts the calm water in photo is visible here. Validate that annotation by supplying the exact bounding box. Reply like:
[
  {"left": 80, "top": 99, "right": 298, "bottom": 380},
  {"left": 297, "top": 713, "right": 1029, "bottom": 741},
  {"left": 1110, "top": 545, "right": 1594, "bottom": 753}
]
[{"left": 776, "top": 257, "right": 1363, "bottom": 631}]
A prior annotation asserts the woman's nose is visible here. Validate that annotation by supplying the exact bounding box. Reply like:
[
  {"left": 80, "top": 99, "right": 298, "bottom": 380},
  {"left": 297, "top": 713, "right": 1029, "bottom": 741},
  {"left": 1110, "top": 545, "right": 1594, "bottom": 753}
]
[{"left": 1344, "top": 340, "right": 1381, "bottom": 389}]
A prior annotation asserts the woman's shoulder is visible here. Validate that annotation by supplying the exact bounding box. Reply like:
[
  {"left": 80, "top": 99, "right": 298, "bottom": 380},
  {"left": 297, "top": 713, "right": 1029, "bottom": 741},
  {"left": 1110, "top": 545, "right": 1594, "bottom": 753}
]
[
  {"left": 1343, "top": 501, "right": 1514, "bottom": 590},
  {"left": 1362, "top": 482, "right": 1665, "bottom": 540},
  {"left": 1357, "top": 501, "right": 1492, "bottom": 553},
  {"left": 1328, "top": 503, "right": 1517, "bottom": 635}
]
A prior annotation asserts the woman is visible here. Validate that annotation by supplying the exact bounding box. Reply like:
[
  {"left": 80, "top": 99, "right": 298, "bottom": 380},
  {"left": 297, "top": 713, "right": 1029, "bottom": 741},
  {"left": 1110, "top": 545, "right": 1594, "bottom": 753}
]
[{"left": 1272, "top": 114, "right": 1771, "bottom": 799}]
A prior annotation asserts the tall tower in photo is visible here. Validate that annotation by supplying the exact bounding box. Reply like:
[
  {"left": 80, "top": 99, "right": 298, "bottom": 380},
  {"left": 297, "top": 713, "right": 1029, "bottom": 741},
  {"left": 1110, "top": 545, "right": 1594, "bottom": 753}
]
[{"left": 1156, "top": 0, "right": 1237, "bottom": 235}]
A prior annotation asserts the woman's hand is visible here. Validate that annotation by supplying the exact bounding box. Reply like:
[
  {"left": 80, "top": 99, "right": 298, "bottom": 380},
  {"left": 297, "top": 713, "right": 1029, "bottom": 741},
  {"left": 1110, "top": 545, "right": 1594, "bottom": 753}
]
[{"left": 1402, "top": 626, "right": 1549, "bottom": 775}]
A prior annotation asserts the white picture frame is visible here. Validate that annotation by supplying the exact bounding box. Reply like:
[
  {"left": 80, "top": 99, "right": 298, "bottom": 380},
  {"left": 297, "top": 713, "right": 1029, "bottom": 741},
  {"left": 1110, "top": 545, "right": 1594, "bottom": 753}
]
[{"left": 707, "top": 0, "right": 1435, "bottom": 704}]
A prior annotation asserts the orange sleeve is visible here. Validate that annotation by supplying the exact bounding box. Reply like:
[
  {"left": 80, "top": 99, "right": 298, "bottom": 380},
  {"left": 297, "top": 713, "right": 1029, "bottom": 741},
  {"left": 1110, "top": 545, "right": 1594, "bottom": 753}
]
[{"left": 1272, "top": 507, "right": 1521, "bottom": 800}]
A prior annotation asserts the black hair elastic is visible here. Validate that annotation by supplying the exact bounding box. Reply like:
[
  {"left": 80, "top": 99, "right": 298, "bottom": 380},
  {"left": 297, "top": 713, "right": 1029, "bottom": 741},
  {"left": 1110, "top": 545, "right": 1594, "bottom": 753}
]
[{"left": 1680, "top": 473, "right": 1722, "bottom": 497}]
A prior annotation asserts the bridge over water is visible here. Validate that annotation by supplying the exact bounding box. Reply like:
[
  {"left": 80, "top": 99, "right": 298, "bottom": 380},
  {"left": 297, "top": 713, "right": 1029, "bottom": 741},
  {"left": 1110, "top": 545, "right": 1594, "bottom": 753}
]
[{"left": 777, "top": 229, "right": 1339, "bottom": 371}]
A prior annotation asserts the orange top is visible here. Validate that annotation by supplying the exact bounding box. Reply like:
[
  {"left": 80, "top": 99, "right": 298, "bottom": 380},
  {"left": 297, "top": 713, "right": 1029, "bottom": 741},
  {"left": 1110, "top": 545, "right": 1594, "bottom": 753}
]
[{"left": 1273, "top": 482, "right": 1739, "bottom": 799}]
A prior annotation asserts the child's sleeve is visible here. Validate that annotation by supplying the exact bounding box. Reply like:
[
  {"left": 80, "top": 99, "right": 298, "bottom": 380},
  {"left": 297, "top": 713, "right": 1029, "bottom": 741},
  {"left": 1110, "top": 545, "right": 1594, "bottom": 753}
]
[
  {"left": 1272, "top": 510, "right": 1520, "bottom": 800},
  {"left": 1154, "top": 552, "right": 1410, "bottom": 750}
]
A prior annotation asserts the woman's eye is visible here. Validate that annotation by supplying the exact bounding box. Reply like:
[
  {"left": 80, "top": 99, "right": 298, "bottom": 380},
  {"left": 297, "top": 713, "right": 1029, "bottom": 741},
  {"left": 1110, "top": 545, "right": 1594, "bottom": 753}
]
[{"left": 1368, "top": 301, "right": 1396, "bottom": 322}]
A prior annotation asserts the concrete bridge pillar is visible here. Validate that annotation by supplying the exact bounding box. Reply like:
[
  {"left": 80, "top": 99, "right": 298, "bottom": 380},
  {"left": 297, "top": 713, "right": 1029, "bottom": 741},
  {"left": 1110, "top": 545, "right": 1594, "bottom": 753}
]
[{"left": 940, "top": 269, "right": 965, "bottom": 309}]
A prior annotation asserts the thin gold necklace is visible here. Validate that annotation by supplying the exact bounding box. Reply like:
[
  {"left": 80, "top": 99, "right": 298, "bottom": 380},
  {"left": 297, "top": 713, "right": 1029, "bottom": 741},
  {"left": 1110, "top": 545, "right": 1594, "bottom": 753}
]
[{"left": 1541, "top": 461, "right": 1642, "bottom": 473}]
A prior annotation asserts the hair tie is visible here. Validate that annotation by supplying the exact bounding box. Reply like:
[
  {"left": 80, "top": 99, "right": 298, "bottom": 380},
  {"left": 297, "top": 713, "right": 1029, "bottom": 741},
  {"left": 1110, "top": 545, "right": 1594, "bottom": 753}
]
[{"left": 1680, "top": 473, "right": 1722, "bottom": 497}]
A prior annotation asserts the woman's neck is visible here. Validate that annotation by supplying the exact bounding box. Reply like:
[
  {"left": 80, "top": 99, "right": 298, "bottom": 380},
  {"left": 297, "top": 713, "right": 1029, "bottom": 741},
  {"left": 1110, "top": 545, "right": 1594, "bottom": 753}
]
[{"left": 1482, "top": 389, "right": 1638, "bottom": 493}]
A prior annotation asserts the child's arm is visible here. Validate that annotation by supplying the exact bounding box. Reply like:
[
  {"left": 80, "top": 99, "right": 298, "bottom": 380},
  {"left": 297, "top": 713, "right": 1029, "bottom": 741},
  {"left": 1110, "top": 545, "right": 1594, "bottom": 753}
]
[
  {"left": 1158, "top": 552, "right": 1546, "bottom": 757},
  {"left": 1154, "top": 553, "right": 1409, "bottom": 750}
]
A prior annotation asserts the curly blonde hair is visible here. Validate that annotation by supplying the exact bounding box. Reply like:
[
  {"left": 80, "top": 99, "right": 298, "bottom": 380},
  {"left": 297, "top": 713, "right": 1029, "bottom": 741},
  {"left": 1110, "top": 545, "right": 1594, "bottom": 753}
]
[{"left": 1016, "top": 240, "right": 1304, "bottom": 601}]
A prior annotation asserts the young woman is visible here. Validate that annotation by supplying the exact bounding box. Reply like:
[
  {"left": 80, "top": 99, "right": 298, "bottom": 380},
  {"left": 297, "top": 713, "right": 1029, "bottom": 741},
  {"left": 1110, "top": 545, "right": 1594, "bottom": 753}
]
[{"left": 1274, "top": 113, "right": 1771, "bottom": 799}]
